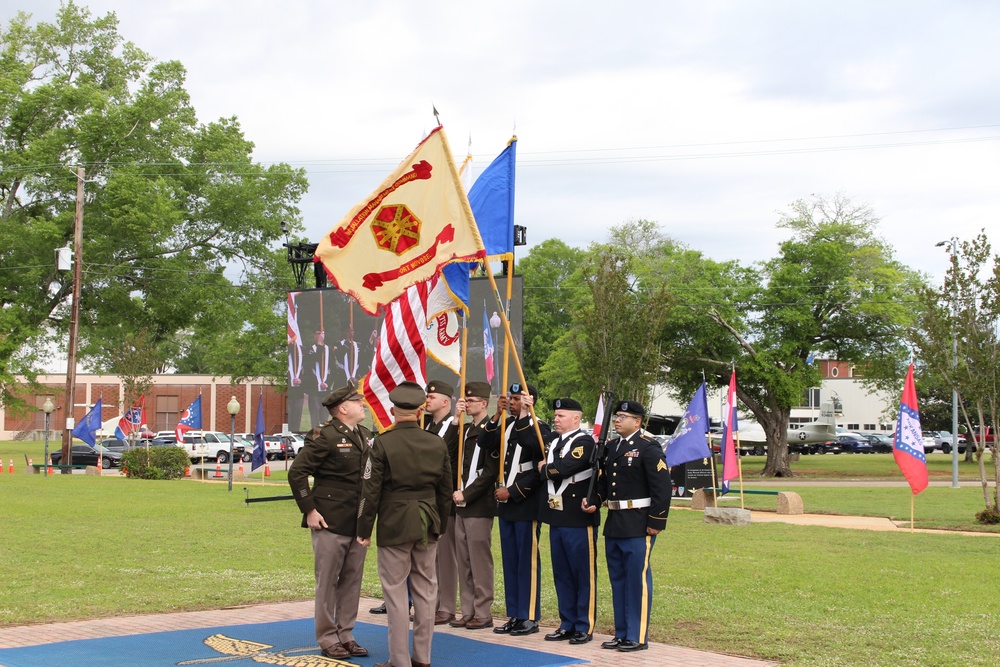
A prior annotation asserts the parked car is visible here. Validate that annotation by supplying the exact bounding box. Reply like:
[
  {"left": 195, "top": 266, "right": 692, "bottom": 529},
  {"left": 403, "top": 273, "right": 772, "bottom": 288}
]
[
  {"left": 100, "top": 437, "right": 173, "bottom": 453},
  {"left": 830, "top": 434, "right": 873, "bottom": 454},
  {"left": 234, "top": 433, "right": 283, "bottom": 460},
  {"left": 51, "top": 444, "right": 122, "bottom": 469},
  {"left": 273, "top": 433, "right": 306, "bottom": 456},
  {"left": 184, "top": 431, "right": 248, "bottom": 464},
  {"left": 921, "top": 433, "right": 937, "bottom": 454},
  {"left": 861, "top": 433, "right": 893, "bottom": 454}
]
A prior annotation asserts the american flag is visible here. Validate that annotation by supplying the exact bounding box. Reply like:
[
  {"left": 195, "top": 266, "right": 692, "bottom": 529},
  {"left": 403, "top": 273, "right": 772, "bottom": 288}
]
[{"left": 361, "top": 279, "right": 432, "bottom": 431}]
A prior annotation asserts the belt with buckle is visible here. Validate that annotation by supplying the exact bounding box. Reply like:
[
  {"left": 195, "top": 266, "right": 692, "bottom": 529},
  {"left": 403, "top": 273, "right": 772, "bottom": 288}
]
[{"left": 607, "top": 497, "right": 651, "bottom": 510}]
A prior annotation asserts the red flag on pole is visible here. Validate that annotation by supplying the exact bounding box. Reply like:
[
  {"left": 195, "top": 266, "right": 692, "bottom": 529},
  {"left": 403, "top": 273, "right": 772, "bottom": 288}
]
[
  {"left": 893, "top": 364, "right": 929, "bottom": 494},
  {"left": 592, "top": 393, "right": 605, "bottom": 441}
]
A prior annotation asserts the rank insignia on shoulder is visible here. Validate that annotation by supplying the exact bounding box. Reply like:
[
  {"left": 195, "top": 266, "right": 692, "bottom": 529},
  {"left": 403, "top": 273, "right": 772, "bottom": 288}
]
[
  {"left": 657, "top": 459, "right": 667, "bottom": 472},
  {"left": 571, "top": 445, "right": 584, "bottom": 459}
]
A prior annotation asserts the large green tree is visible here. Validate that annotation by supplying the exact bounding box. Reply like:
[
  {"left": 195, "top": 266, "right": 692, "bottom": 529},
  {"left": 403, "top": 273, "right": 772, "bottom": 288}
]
[
  {"left": 0, "top": 3, "right": 306, "bottom": 408},
  {"left": 663, "top": 195, "right": 917, "bottom": 476}
]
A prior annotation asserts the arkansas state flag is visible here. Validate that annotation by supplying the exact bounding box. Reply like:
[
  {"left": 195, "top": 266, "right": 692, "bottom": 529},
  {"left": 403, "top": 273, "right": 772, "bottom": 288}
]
[
  {"left": 314, "top": 126, "right": 486, "bottom": 315},
  {"left": 893, "top": 364, "right": 928, "bottom": 494},
  {"left": 176, "top": 396, "right": 203, "bottom": 443}
]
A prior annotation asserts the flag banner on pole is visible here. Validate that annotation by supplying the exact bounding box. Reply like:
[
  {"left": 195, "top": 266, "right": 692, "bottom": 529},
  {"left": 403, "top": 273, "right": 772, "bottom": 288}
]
[
  {"left": 314, "top": 126, "right": 486, "bottom": 315},
  {"left": 592, "top": 393, "right": 606, "bottom": 441},
  {"left": 893, "top": 363, "right": 929, "bottom": 494},
  {"left": 176, "top": 396, "right": 203, "bottom": 443},
  {"left": 482, "top": 301, "right": 495, "bottom": 384},
  {"left": 720, "top": 371, "right": 740, "bottom": 493},
  {"left": 115, "top": 396, "right": 146, "bottom": 440},
  {"left": 72, "top": 398, "right": 103, "bottom": 448},
  {"left": 360, "top": 280, "right": 432, "bottom": 431},
  {"left": 252, "top": 397, "right": 266, "bottom": 472},
  {"left": 466, "top": 138, "right": 516, "bottom": 258},
  {"left": 426, "top": 309, "right": 461, "bottom": 375},
  {"left": 665, "top": 382, "right": 712, "bottom": 468},
  {"left": 287, "top": 292, "right": 302, "bottom": 346}
]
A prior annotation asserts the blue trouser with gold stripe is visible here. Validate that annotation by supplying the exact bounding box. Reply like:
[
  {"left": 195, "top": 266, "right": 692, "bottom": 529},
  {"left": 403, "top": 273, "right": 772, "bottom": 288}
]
[
  {"left": 549, "top": 525, "right": 597, "bottom": 634},
  {"left": 498, "top": 518, "right": 541, "bottom": 621},
  {"left": 606, "top": 534, "right": 656, "bottom": 644}
]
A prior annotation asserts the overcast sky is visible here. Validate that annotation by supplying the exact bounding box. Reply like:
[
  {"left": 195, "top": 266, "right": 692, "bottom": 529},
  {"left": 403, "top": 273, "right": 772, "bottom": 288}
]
[{"left": 7, "top": 0, "right": 1000, "bottom": 283}]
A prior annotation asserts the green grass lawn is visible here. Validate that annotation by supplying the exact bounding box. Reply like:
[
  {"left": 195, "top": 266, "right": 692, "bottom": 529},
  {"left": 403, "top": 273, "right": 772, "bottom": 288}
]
[{"left": 1, "top": 442, "right": 998, "bottom": 666}]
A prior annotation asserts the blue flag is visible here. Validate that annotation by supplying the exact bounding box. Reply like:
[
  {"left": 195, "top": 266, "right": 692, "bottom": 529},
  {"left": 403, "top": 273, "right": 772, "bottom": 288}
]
[
  {"left": 467, "top": 139, "right": 516, "bottom": 257},
  {"left": 665, "top": 383, "right": 711, "bottom": 468},
  {"left": 72, "top": 398, "right": 103, "bottom": 448},
  {"left": 251, "top": 398, "right": 266, "bottom": 472},
  {"left": 176, "top": 396, "right": 202, "bottom": 442}
]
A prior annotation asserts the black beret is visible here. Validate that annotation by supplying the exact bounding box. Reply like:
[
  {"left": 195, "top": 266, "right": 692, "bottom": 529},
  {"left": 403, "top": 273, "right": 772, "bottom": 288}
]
[
  {"left": 615, "top": 400, "right": 646, "bottom": 417},
  {"left": 552, "top": 397, "right": 583, "bottom": 412},
  {"left": 465, "top": 382, "right": 491, "bottom": 399},
  {"left": 389, "top": 381, "right": 426, "bottom": 409},
  {"left": 322, "top": 385, "right": 362, "bottom": 409},
  {"left": 508, "top": 383, "right": 538, "bottom": 401},
  {"left": 426, "top": 380, "right": 455, "bottom": 398}
]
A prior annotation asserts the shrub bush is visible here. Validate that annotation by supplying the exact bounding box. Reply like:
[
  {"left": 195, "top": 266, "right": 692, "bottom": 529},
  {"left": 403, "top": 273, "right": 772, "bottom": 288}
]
[
  {"left": 975, "top": 506, "right": 1000, "bottom": 524},
  {"left": 120, "top": 446, "right": 190, "bottom": 480}
]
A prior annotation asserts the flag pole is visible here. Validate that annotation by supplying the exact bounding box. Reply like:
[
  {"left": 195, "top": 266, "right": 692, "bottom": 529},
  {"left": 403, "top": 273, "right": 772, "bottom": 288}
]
[
  {"left": 484, "top": 267, "right": 546, "bottom": 456},
  {"left": 735, "top": 431, "right": 745, "bottom": 510},
  {"left": 456, "top": 307, "right": 469, "bottom": 492},
  {"left": 910, "top": 493, "right": 915, "bottom": 531},
  {"left": 498, "top": 255, "right": 514, "bottom": 478}
]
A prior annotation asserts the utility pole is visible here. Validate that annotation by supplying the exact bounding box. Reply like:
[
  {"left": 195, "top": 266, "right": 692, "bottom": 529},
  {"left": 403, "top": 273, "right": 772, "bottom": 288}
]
[{"left": 61, "top": 166, "right": 85, "bottom": 465}]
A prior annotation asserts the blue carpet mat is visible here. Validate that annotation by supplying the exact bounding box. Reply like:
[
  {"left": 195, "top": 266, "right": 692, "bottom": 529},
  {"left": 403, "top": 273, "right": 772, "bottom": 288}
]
[{"left": 0, "top": 619, "right": 585, "bottom": 667}]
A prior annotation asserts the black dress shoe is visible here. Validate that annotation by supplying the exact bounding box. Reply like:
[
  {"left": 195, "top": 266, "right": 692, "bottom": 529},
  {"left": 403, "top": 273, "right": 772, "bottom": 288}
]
[
  {"left": 601, "top": 638, "right": 623, "bottom": 649},
  {"left": 617, "top": 640, "right": 648, "bottom": 652},
  {"left": 369, "top": 603, "right": 387, "bottom": 614},
  {"left": 493, "top": 618, "right": 518, "bottom": 634},
  {"left": 509, "top": 619, "right": 538, "bottom": 636},
  {"left": 544, "top": 629, "right": 573, "bottom": 641},
  {"left": 568, "top": 632, "right": 592, "bottom": 645}
]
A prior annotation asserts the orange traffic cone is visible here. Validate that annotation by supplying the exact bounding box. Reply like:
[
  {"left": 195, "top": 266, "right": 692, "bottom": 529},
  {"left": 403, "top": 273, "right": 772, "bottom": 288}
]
[
  {"left": 28, "top": 457, "right": 33, "bottom": 468},
  {"left": 7, "top": 458, "right": 12, "bottom": 474},
  {"left": 264, "top": 463, "right": 271, "bottom": 477},
  {"left": 237, "top": 462, "right": 244, "bottom": 476},
  {"left": 47, "top": 457, "right": 53, "bottom": 475},
  {"left": 213, "top": 462, "right": 223, "bottom": 478},
  {"left": 184, "top": 465, "right": 191, "bottom": 478}
]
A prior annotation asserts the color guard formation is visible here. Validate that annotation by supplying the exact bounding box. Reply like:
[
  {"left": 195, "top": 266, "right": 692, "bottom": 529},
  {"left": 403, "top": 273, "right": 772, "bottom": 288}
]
[{"left": 289, "top": 381, "right": 672, "bottom": 666}]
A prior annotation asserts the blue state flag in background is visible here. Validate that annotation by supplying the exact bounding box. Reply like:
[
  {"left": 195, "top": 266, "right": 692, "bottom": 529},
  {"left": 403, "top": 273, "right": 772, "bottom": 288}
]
[
  {"left": 467, "top": 138, "right": 516, "bottom": 258},
  {"left": 251, "top": 397, "right": 266, "bottom": 472},
  {"left": 665, "top": 383, "right": 712, "bottom": 467},
  {"left": 175, "top": 396, "right": 202, "bottom": 442},
  {"left": 72, "top": 398, "right": 103, "bottom": 448}
]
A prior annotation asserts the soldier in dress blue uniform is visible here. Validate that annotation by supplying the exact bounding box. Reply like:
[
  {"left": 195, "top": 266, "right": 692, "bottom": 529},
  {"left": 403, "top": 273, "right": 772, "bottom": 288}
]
[
  {"left": 583, "top": 400, "right": 671, "bottom": 652},
  {"left": 539, "top": 398, "right": 599, "bottom": 645},
  {"left": 478, "top": 383, "right": 549, "bottom": 637}
]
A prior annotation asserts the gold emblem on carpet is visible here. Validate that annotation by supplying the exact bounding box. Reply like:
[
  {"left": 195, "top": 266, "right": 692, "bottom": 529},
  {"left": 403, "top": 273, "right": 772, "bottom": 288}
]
[{"left": 177, "top": 633, "right": 353, "bottom": 665}]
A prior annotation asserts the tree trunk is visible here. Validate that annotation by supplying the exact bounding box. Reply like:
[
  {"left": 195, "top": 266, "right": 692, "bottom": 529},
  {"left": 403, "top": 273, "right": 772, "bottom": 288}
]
[{"left": 760, "top": 407, "right": 794, "bottom": 477}]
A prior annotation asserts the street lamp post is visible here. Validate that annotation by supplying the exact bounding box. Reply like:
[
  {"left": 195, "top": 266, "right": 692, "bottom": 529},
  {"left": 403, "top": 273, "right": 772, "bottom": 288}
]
[
  {"left": 936, "top": 238, "right": 960, "bottom": 489},
  {"left": 42, "top": 398, "right": 55, "bottom": 477},
  {"left": 227, "top": 396, "right": 240, "bottom": 492}
]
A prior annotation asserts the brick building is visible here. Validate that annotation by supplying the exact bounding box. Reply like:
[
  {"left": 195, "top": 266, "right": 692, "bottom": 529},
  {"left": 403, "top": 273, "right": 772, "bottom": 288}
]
[{"left": 2, "top": 374, "right": 287, "bottom": 441}]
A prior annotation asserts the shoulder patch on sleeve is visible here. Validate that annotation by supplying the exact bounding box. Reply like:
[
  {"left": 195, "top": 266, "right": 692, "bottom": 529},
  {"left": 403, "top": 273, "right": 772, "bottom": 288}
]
[{"left": 571, "top": 445, "right": 584, "bottom": 459}]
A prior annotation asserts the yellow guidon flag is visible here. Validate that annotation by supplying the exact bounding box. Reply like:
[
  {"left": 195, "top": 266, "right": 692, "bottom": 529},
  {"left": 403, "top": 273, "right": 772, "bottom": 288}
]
[{"left": 314, "top": 126, "right": 486, "bottom": 316}]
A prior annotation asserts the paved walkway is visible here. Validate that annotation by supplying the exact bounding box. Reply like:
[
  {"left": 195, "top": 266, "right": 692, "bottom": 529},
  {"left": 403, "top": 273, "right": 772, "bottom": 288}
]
[{"left": 0, "top": 597, "right": 777, "bottom": 667}]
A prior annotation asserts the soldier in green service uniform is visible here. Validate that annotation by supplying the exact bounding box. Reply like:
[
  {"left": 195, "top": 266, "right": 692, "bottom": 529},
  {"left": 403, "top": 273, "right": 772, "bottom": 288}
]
[
  {"left": 356, "top": 381, "right": 453, "bottom": 667},
  {"left": 288, "top": 383, "right": 372, "bottom": 661}
]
